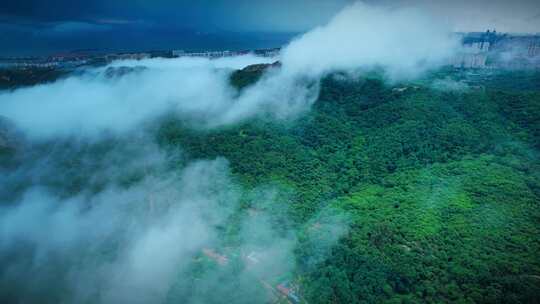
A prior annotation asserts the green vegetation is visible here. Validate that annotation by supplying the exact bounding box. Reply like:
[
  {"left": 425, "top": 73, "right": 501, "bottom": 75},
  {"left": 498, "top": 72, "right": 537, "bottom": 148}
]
[
  {"left": 156, "top": 69, "right": 540, "bottom": 303},
  {"left": 229, "top": 62, "right": 279, "bottom": 90},
  {"left": 1, "top": 66, "right": 538, "bottom": 303},
  {"left": 0, "top": 67, "right": 69, "bottom": 90}
]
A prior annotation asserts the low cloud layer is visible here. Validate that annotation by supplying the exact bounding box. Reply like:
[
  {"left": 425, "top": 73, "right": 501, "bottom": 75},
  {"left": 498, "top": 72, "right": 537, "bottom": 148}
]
[
  {"left": 0, "top": 55, "right": 276, "bottom": 139},
  {"left": 0, "top": 2, "right": 459, "bottom": 140},
  {"left": 0, "top": 137, "right": 323, "bottom": 303},
  {"left": 281, "top": 2, "right": 459, "bottom": 79}
]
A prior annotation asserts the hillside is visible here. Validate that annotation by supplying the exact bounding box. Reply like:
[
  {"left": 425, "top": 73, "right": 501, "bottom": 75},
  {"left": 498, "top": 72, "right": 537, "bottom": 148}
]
[
  {"left": 154, "top": 67, "right": 540, "bottom": 303},
  {"left": 0, "top": 65, "right": 539, "bottom": 303}
]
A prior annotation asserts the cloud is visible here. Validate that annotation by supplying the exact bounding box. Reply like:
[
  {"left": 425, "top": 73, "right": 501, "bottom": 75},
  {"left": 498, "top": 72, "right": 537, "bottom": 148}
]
[
  {"left": 36, "top": 21, "right": 112, "bottom": 36},
  {"left": 4, "top": 0, "right": 540, "bottom": 34},
  {"left": 0, "top": 2, "right": 460, "bottom": 141},
  {"left": 0, "top": 135, "right": 310, "bottom": 303},
  {"left": 281, "top": 1, "right": 460, "bottom": 79},
  {"left": 0, "top": 55, "right": 276, "bottom": 139},
  {"left": 51, "top": 21, "right": 111, "bottom": 33},
  {"left": 95, "top": 18, "right": 142, "bottom": 25},
  {"left": 0, "top": 53, "right": 319, "bottom": 139},
  {"left": 0, "top": 0, "right": 350, "bottom": 32},
  {"left": 0, "top": 133, "right": 349, "bottom": 303},
  {"left": 0, "top": 158, "right": 211, "bottom": 303}
]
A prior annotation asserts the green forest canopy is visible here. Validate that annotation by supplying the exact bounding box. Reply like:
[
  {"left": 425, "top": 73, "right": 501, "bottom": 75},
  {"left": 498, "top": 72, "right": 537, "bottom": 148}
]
[
  {"left": 1, "top": 66, "right": 539, "bottom": 303},
  {"left": 157, "top": 68, "right": 540, "bottom": 303}
]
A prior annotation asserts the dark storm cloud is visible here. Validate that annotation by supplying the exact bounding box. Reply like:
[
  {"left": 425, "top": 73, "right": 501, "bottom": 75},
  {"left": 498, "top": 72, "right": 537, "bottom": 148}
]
[
  {"left": 1, "top": 0, "right": 539, "bottom": 32},
  {"left": 0, "top": 0, "right": 355, "bottom": 56},
  {"left": 1, "top": 0, "right": 538, "bottom": 56},
  {"left": 0, "top": 0, "right": 353, "bottom": 31},
  {"left": 1, "top": 1, "right": 102, "bottom": 23}
]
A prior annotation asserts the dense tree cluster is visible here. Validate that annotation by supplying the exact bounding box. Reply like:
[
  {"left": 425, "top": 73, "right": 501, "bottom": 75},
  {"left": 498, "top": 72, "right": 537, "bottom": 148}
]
[
  {"left": 1, "top": 66, "right": 538, "bottom": 303},
  {"left": 157, "top": 69, "right": 540, "bottom": 303}
]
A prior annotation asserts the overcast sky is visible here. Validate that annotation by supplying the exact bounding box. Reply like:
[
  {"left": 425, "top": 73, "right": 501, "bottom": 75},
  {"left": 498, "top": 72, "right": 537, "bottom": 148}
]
[{"left": 1, "top": 0, "right": 539, "bottom": 56}]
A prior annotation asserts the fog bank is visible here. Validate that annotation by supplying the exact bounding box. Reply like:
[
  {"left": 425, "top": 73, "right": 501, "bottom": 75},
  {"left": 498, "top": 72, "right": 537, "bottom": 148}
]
[
  {"left": 281, "top": 2, "right": 460, "bottom": 79},
  {"left": 0, "top": 137, "right": 329, "bottom": 303},
  {"left": 0, "top": 2, "right": 460, "bottom": 140}
]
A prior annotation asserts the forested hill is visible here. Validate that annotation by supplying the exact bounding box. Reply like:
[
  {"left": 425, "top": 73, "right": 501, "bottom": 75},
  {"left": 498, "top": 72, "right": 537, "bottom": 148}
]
[
  {"left": 155, "top": 66, "right": 540, "bottom": 303},
  {"left": 1, "top": 65, "right": 539, "bottom": 303}
]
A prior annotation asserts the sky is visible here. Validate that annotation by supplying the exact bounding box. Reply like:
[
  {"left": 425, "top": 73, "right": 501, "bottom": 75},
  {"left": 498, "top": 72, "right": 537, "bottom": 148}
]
[{"left": 0, "top": 0, "right": 539, "bottom": 56}]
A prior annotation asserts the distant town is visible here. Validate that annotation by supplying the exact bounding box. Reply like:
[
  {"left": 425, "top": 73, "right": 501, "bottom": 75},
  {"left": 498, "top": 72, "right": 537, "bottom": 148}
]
[
  {"left": 0, "top": 48, "right": 280, "bottom": 70},
  {"left": 453, "top": 31, "right": 540, "bottom": 69},
  {"left": 1, "top": 31, "right": 539, "bottom": 72}
]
